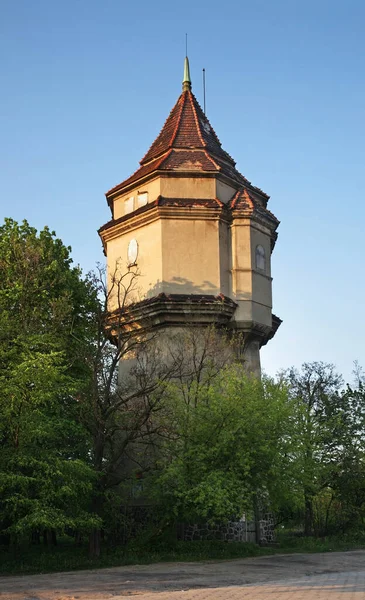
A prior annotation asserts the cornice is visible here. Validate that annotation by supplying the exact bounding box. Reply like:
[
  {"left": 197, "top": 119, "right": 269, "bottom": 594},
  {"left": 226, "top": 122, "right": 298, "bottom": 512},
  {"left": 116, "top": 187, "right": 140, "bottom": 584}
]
[
  {"left": 229, "top": 314, "right": 282, "bottom": 348},
  {"left": 231, "top": 208, "right": 279, "bottom": 233},
  {"left": 100, "top": 198, "right": 278, "bottom": 246},
  {"left": 107, "top": 296, "right": 281, "bottom": 347},
  {"left": 108, "top": 293, "right": 238, "bottom": 338},
  {"left": 99, "top": 201, "right": 230, "bottom": 243}
]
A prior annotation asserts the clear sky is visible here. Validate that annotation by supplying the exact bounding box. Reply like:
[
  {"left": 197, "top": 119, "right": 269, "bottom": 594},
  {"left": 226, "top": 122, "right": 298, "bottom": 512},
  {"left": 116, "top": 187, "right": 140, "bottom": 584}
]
[{"left": 1, "top": 0, "right": 364, "bottom": 382}]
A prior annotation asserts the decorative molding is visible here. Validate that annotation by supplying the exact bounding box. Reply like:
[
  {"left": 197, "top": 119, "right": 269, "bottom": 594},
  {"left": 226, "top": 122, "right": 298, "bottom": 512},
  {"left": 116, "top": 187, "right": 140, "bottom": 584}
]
[
  {"left": 108, "top": 293, "right": 238, "bottom": 338},
  {"left": 107, "top": 293, "right": 282, "bottom": 349},
  {"left": 99, "top": 201, "right": 229, "bottom": 243}
]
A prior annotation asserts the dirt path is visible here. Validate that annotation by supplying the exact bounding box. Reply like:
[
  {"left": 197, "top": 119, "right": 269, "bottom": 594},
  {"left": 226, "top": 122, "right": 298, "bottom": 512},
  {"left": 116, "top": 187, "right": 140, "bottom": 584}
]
[{"left": 1, "top": 550, "right": 365, "bottom": 600}]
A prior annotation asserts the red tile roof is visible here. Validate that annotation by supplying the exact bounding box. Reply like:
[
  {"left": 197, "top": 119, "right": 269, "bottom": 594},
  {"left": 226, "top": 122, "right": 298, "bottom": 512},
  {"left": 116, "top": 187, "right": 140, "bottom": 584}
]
[
  {"left": 230, "top": 188, "right": 279, "bottom": 225},
  {"left": 105, "top": 89, "right": 259, "bottom": 197},
  {"left": 107, "top": 153, "right": 170, "bottom": 194},
  {"left": 140, "top": 89, "right": 235, "bottom": 166}
]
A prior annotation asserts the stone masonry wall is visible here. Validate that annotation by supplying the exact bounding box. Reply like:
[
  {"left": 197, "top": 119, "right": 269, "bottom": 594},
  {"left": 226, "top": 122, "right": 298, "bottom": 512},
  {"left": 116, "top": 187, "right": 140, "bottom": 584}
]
[
  {"left": 180, "top": 514, "right": 275, "bottom": 544},
  {"left": 259, "top": 513, "right": 276, "bottom": 544}
]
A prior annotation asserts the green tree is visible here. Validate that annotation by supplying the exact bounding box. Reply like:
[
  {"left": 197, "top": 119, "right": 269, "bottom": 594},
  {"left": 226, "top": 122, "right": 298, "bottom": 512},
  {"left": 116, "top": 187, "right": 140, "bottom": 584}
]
[
  {"left": 282, "top": 362, "right": 347, "bottom": 536},
  {"left": 76, "top": 266, "right": 179, "bottom": 557},
  {"left": 152, "top": 358, "right": 290, "bottom": 526},
  {"left": 328, "top": 381, "right": 365, "bottom": 533},
  {"left": 0, "top": 219, "right": 97, "bottom": 544}
]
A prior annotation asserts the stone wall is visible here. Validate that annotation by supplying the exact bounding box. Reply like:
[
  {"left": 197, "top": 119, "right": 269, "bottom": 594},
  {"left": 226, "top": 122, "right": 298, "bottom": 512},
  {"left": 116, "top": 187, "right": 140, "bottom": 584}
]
[
  {"left": 180, "top": 514, "right": 275, "bottom": 544},
  {"left": 259, "top": 513, "right": 276, "bottom": 544},
  {"left": 120, "top": 506, "right": 276, "bottom": 545},
  {"left": 181, "top": 521, "right": 256, "bottom": 543}
]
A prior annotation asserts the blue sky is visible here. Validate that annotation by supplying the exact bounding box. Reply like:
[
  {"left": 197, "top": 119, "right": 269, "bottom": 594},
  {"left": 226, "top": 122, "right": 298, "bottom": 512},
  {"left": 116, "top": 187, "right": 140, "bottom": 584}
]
[{"left": 1, "top": 0, "right": 364, "bottom": 382}]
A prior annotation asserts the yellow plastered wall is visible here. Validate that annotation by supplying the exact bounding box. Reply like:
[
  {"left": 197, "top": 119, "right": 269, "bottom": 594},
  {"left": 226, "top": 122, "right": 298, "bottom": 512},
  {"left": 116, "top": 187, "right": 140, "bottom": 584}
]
[
  {"left": 216, "top": 180, "right": 236, "bottom": 204},
  {"left": 112, "top": 178, "right": 161, "bottom": 219},
  {"left": 230, "top": 219, "right": 274, "bottom": 326},
  {"left": 160, "top": 177, "right": 215, "bottom": 199},
  {"left": 250, "top": 225, "right": 272, "bottom": 277},
  {"left": 161, "top": 218, "right": 220, "bottom": 294},
  {"left": 230, "top": 220, "right": 253, "bottom": 298},
  {"left": 219, "top": 221, "right": 230, "bottom": 296},
  {"left": 106, "top": 220, "right": 163, "bottom": 310},
  {"left": 250, "top": 226, "right": 273, "bottom": 327},
  {"left": 251, "top": 300, "right": 272, "bottom": 326}
]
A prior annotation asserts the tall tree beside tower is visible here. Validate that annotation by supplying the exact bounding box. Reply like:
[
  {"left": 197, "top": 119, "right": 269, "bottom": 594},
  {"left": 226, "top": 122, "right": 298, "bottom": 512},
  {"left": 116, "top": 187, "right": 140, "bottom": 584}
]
[{"left": 0, "top": 219, "right": 97, "bottom": 544}]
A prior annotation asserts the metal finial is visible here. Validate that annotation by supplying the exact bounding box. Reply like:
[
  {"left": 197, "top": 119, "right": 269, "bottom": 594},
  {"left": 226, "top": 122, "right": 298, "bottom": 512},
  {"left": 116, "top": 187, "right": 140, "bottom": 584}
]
[{"left": 183, "top": 55, "right": 191, "bottom": 91}]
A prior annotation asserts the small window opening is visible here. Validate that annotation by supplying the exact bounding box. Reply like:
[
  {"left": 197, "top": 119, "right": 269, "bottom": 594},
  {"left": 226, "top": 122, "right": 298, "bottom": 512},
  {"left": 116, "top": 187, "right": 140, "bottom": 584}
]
[
  {"left": 137, "top": 192, "right": 148, "bottom": 208},
  {"left": 124, "top": 197, "right": 134, "bottom": 214},
  {"left": 256, "top": 245, "right": 266, "bottom": 271}
]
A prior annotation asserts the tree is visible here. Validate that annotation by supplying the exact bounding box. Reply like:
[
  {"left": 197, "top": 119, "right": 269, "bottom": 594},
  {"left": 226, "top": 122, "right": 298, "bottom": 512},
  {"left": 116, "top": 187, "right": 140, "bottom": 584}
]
[
  {"left": 0, "top": 220, "right": 180, "bottom": 555},
  {"left": 327, "top": 380, "right": 365, "bottom": 533},
  {"left": 75, "top": 265, "right": 182, "bottom": 557},
  {"left": 150, "top": 346, "right": 291, "bottom": 527},
  {"left": 0, "top": 219, "right": 97, "bottom": 545},
  {"left": 282, "top": 362, "right": 347, "bottom": 535}
]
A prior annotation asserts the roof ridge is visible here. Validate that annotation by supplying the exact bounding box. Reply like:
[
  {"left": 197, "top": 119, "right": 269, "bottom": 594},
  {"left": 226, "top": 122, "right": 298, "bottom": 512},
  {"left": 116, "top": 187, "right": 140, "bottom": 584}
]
[
  {"left": 190, "top": 91, "right": 237, "bottom": 166},
  {"left": 242, "top": 188, "right": 255, "bottom": 210},
  {"left": 230, "top": 189, "right": 241, "bottom": 209},
  {"left": 168, "top": 91, "right": 186, "bottom": 149},
  {"left": 230, "top": 187, "right": 279, "bottom": 225},
  {"left": 189, "top": 90, "right": 207, "bottom": 148},
  {"left": 105, "top": 152, "right": 170, "bottom": 196},
  {"left": 157, "top": 148, "right": 173, "bottom": 168},
  {"left": 139, "top": 94, "right": 182, "bottom": 165},
  {"left": 204, "top": 149, "right": 220, "bottom": 170}
]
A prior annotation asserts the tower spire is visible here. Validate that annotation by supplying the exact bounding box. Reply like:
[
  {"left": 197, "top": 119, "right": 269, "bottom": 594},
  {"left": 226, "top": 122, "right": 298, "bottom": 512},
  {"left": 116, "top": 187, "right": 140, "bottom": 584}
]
[{"left": 182, "top": 56, "right": 191, "bottom": 92}]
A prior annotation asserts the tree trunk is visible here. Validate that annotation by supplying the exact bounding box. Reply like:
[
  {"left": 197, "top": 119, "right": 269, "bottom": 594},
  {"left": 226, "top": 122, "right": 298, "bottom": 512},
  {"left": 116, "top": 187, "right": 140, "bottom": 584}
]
[
  {"left": 75, "top": 530, "right": 83, "bottom": 545},
  {"left": 88, "top": 483, "right": 103, "bottom": 558},
  {"left": 304, "top": 494, "right": 313, "bottom": 536},
  {"left": 253, "top": 494, "right": 261, "bottom": 545},
  {"left": 43, "top": 529, "right": 56, "bottom": 547},
  {"left": 89, "top": 527, "right": 101, "bottom": 558},
  {"left": 31, "top": 530, "right": 40, "bottom": 545}
]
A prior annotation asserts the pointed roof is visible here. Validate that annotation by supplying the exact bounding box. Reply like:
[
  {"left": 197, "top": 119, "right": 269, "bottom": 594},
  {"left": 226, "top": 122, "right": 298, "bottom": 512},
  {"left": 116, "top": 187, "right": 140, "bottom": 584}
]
[
  {"left": 230, "top": 188, "right": 279, "bottom": 227},
  {"left": 106, "top": 59, "right": 269, "bottom": 200},
  {"left": 141, "top": 88, "right": 235, "bottom": 166},
  {"left": 106, "top": 88, "right": 259, "bottom": 197}
]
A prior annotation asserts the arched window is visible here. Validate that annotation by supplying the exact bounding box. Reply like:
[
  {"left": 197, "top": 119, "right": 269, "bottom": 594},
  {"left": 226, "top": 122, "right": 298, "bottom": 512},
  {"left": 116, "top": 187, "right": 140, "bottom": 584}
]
[{"left": 256, "top": 245, "right": 266, "bottom": 271}]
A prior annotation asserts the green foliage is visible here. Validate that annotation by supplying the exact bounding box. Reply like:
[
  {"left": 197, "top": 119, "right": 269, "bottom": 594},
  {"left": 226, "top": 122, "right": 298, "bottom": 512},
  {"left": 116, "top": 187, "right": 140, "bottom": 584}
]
[
  {"left": 0, "top": 219, "right": 98, "bottom": 541},
  {"left": 0, "top": 537, "right": 272, "bottom": 575},
  {"left": 278, "top": 362, "right": 365, "bottom": 535},
  {"left": 2, "top": 217, "right": 365, "bottom": 565},
  {"left": 152, "top": 364, "right": 291, "bottom": 523}
]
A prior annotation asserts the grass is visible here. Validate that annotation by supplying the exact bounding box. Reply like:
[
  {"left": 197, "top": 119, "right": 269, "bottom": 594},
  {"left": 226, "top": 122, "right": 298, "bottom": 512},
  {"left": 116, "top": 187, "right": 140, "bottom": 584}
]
[{"left": 1, "top": 532, "right": 365, "bottom": 576}]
